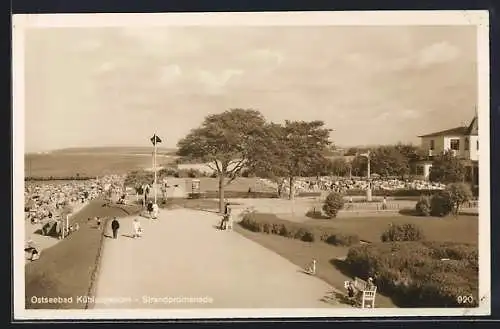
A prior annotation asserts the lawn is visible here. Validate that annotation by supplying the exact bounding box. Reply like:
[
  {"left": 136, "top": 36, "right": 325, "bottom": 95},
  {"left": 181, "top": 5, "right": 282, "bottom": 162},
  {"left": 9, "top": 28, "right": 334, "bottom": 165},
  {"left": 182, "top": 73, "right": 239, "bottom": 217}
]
[
  {"left": 235, "top": 211, "right": 478, "bottom": 308},
  {"left": 25, "top": 200, "right": 141, "bottom": 309},
  {"left": 161, "top": 198, "right": 221, "bottom": 211},
  {"left": 235, "top": 224, "right": 396, "bottom": 308},
  {"left": 305, "top": 214, "right": 478, "bottom": 244}
]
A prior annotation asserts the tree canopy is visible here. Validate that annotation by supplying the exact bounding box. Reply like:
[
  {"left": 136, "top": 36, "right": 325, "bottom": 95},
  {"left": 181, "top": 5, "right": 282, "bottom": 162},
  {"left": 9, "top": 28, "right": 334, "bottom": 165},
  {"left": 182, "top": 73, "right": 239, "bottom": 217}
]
[
  {"left": 429, "top": 150, "right": 466, "bottom": 184},
  {"left": 370, "top": 146, "right": 410, "bottom": 178},
  {"left": 348, "top": 144, "right": 424, "bottom": 178},
  {"left": 248, "top": 120, "right": 332, "bottom": 199},
  {"left": 177, "top": 108, "right": 266, "bottom": 211}
]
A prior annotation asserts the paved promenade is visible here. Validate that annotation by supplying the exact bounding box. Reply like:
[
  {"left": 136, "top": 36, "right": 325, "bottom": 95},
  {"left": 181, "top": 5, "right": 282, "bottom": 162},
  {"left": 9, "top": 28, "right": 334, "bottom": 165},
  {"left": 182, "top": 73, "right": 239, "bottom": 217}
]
[{"left": 93, "top": 208, "right": 346, "bottom": 309}]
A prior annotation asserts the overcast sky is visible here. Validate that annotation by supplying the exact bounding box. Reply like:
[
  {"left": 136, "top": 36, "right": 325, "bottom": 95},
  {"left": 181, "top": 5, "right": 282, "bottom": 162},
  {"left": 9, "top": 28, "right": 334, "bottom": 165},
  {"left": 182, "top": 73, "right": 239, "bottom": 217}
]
[{"left": 23, "top": 25, "right": 477, "bottom": 152}]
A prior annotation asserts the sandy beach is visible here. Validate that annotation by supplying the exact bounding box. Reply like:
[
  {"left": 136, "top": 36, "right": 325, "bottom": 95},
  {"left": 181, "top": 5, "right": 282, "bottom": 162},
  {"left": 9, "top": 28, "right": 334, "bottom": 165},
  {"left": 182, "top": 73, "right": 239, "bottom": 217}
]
[{"left": 24, "top": 200, "right": 90, "bottom": 263}]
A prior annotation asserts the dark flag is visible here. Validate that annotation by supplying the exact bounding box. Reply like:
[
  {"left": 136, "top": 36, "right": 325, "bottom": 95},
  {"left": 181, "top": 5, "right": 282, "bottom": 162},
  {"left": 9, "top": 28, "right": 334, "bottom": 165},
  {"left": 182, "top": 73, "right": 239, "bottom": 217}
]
[{"left": 150, "top": 134, "right": 162, "bottom": 146}]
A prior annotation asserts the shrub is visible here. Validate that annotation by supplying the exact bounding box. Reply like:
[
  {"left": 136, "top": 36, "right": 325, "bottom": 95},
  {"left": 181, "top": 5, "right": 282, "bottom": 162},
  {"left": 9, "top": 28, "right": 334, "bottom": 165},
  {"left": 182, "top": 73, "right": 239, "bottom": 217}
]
[
  {"left": 188, "top": 193, "right": 202, "bottom": 199},
  {"left": 381, "top": 223, "right": 425, "bottom": 242},
  {"left": 415, "top": 195, "right": 431, "bottom": 216},
  {"left": 239, "top": 216, "right": 262, "bottom": 232},
  {"left": 430, "top": 191, "right": 453, "bottom": 217},
  {"left": 158, "top": 168, "right": 178, "bottom": 177},
  {"left": 301, "top": 231, "right": 315, "bottom": 242},
  {"left": 322, "top": 192, "right": 345, "bottom": 218},
  {"left": 305, "top": 208, "right": 325, "bottom": 219},
  {"left": 279, "top": 224, "right": 291, "bottom": 238},
  {"left": 345, "top": 241, "right": 478, "bottom": 307},
  {"left": 324, "top": 234, "right": 360, "bottom": 246},
  {"left": 446, "top": 182, "right": 474, "bottom": 216}
]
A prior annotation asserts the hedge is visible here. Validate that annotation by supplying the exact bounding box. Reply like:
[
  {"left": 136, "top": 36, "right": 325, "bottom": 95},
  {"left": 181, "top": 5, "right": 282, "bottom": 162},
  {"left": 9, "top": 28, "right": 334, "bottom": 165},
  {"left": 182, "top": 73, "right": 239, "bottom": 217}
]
[
  {"left": 344, "top": 187, "right": 479, "bottom": 198},
  {"left": 344, "top": 241, "right": 478, "bottom": 307},
  {"left": 342, "top": 189, "right": 444, "bottom": 197},
  {"left": 239, "top": 212, "right": 359, "bottom": 247},
  {"left": 201, "top": 191, "right": 321, "bottom": 199}
]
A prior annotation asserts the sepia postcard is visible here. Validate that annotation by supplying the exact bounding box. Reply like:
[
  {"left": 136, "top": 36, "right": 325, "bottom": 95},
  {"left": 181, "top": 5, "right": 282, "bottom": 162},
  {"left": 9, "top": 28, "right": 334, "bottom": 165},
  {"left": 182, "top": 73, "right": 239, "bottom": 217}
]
[{"left": 12, "top": 10, "right": 491, "bottom": 320}]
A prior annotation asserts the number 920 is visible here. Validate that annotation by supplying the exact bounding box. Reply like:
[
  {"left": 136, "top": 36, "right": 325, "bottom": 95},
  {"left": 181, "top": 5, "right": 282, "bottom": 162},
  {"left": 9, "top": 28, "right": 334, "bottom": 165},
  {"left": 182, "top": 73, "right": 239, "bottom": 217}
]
[{"left": 457, "top": 295, "right": 474, "bottom": 304}]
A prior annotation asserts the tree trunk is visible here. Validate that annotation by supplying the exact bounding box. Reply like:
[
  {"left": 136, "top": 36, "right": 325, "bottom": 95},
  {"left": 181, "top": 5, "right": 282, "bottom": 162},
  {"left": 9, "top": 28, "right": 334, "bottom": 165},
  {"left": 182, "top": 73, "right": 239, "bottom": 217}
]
[
  {"left": 218, "top": 172, "right": 225, "bottom": 214},
  {"left": 288, "top": 176, "right": 294, "bottom": 200}
]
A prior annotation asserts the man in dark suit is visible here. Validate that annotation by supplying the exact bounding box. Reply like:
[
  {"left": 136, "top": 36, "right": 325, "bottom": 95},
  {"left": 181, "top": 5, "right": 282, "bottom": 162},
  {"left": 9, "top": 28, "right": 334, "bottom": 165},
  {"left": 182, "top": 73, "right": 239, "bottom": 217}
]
[{"left": 111, "top": 217, "right": 120, "bottom": 239}]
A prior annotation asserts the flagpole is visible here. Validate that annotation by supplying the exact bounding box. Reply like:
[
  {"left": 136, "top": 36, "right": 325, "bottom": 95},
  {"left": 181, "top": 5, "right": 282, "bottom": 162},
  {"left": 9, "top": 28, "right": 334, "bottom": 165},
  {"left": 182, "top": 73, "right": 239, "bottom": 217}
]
[{"left": 154, "top": 134, "right": 158, "bottom": 205}]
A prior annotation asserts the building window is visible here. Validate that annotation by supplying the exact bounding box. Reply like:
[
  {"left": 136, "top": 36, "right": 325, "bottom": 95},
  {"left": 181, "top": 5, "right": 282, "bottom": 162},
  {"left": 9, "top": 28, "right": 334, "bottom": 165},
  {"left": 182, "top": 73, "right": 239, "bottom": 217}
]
[
  {"left": 430, "top": 140, "right": 435, "bottom": 150},
  {"left": 477, "top": 140, "right": 479, "bottom": 150},
  {"left": 464, "top": 137, "right": 470, "bottom": 151},
  {"left": 450, "top": 139, "right": 460, "bottom": 151}
]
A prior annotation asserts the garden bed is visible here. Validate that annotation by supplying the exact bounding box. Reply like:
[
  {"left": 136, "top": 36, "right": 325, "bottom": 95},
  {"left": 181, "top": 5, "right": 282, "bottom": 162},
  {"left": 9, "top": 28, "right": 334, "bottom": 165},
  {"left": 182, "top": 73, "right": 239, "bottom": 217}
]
[{"left": 345, "top": 241, "right": 478, "bottom": 307}]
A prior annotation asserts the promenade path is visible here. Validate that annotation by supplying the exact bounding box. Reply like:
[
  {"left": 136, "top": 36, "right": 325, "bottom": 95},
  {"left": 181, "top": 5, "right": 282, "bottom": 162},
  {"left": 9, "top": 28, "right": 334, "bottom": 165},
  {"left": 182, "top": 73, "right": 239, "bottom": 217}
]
[{"left": 93, "top": 208, "right": 347, "bottom": 309}]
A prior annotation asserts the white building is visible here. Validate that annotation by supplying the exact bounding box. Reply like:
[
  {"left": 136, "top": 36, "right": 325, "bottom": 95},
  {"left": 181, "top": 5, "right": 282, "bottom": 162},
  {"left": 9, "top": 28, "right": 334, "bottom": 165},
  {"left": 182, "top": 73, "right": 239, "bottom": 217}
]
[{"left": 416, "top": 115, "right": 478, "bottom": 184}]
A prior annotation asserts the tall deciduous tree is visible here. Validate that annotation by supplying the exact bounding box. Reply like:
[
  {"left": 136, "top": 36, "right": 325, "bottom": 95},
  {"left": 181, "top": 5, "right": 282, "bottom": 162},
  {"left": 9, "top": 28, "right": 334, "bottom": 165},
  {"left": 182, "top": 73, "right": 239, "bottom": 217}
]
[
  {"left": 350, "top": 155, "right": 367, "bottom": 177},
  {"left": 329, "top": 158, "right": 350, "bottom": 177},
  {"left": 429, "top": 150, "right": 466, "bottom": 184},
  {"left": 177, "top": 109, "right": 266, "bottom": 212},
  {"left": 248, "top": 120, "right": 332, "bottom": 200},
  {"left": 370, "top": 146, "right": 410, "bottom": 178}
]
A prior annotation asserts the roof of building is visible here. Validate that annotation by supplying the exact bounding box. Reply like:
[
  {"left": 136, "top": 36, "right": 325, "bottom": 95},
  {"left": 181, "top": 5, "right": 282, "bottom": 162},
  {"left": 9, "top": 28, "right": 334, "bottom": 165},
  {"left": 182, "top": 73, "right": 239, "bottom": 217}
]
[
  {"left": 466, "top": 116, "right": 478, "bottom": 135},
  {"left": 418, "top": 116, "right": 478, "bottom": 138}
]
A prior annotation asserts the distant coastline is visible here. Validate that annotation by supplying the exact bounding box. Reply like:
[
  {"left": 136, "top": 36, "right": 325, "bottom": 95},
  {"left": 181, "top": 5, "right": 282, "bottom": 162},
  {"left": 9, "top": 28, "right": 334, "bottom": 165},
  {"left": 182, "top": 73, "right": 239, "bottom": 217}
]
[{"left": 25, "top": 146, "right": 178, "bottom": 156}]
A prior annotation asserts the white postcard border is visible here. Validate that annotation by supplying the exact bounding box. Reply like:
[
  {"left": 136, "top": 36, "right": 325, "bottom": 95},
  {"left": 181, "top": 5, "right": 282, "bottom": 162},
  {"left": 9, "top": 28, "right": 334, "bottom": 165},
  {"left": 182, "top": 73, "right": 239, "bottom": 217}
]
[{"left": 12, "top": 10, "right": 491, "bottom": 320}]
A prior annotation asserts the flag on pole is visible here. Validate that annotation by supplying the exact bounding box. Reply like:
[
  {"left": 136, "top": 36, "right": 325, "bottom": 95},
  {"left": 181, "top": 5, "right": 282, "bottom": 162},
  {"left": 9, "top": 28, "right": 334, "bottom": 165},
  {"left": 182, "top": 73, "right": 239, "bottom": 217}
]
[{"left": 150, "top": 134, "right": 162, "bottom": 146}]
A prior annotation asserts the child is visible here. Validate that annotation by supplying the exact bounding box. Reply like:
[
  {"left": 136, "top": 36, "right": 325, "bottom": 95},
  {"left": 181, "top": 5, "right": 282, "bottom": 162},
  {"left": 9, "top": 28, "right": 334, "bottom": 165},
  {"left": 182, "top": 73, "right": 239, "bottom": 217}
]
[{"left": 132, "top": 218, "right": 142, "bottom": 238}]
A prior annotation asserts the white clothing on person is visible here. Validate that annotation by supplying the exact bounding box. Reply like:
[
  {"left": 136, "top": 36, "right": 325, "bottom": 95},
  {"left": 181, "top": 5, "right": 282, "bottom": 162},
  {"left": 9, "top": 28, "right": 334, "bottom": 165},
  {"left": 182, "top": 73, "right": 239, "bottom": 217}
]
[
  {"left": 133, "top": 220, "right": 142, "bottom": 238},
  {"left": 152, "top": 203, "right": 159, "bottom": 219}
]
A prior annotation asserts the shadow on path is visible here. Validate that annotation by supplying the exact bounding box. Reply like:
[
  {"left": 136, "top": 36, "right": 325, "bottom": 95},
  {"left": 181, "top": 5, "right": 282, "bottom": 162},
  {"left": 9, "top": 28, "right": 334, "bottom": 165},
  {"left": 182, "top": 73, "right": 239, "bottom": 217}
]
[
  {"left": 329, "top": 258, "right": 356, "bottom": 279},
  {"left": 320, "top": 291, "right": 353, "bottom": 307}
]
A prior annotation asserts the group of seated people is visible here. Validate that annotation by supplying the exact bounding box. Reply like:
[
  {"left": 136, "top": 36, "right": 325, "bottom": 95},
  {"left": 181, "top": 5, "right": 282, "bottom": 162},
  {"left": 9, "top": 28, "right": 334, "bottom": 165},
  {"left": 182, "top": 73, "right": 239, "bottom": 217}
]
[{"left": 260, "top": 177, "right": 446, "bottom": 196}]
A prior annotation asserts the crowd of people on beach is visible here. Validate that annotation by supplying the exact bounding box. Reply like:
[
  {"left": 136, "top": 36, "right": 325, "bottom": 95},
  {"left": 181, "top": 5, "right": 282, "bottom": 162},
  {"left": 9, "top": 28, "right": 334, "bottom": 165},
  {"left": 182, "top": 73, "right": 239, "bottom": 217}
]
[
  {"left": 24, "top": 175, "right": 126, "bottom": 224},
  {"left": 260, "top": 177, "right": 446, "bottom": 196}
]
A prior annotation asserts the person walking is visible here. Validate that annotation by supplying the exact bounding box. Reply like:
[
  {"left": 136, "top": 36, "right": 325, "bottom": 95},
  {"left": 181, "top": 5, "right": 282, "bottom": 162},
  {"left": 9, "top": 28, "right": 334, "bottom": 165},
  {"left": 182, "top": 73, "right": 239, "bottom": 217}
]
[
  {"left": 111, "top": 217, "right": 120, "bottom": 239},
  {"left": 147, "top": 201, "right": 154, "bottom": 219}
]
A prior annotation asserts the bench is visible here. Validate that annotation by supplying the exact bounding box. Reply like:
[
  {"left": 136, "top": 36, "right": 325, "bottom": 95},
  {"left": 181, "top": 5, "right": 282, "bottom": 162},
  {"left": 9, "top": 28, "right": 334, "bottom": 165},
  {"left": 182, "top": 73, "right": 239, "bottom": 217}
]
[{"left": 350, "top": 277, "right": 377, "bottom": 308}]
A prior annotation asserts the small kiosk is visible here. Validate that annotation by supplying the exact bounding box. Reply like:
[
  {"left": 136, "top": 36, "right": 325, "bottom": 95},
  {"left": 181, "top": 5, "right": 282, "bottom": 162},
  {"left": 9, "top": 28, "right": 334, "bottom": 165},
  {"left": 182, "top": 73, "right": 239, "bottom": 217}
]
[{"left": 189, "top": 179, "right": 202, "bottom": 199}]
